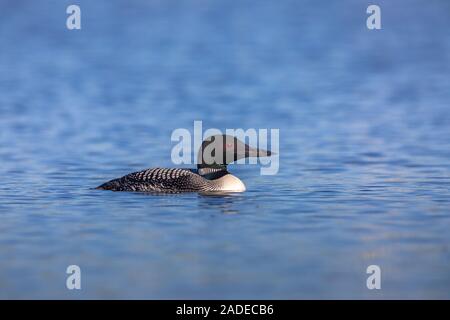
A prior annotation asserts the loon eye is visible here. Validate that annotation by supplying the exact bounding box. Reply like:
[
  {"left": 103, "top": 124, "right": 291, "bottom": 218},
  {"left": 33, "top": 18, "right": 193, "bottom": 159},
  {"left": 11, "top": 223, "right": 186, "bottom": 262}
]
[{"left": 226, "top": 143, "right": 233, "bottom": 149}]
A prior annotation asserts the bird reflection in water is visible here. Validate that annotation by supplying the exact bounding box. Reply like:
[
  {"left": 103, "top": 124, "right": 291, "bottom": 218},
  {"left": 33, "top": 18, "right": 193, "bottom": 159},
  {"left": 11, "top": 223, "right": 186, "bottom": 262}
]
[{"left": 197, "top": 192, "right": 244, "bottom": 215}]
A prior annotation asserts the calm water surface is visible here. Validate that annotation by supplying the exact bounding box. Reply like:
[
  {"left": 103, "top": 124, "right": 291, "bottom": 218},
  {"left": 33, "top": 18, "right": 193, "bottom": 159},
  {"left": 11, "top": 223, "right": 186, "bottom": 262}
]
[{"left": 0, "top": 0, "right": 450, "bottom": 298}]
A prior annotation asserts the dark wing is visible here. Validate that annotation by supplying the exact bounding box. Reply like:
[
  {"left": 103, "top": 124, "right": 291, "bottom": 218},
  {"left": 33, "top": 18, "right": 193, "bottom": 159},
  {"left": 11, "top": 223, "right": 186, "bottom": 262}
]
[{"left": 97, "top": 168, "right": 207, "bottom": 193}]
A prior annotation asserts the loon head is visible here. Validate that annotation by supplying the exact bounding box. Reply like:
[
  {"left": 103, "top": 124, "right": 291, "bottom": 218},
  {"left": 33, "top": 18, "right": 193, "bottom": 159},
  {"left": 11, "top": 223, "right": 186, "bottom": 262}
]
[{"left": 197, "top": 134, "right": 273, "bottom": 174}]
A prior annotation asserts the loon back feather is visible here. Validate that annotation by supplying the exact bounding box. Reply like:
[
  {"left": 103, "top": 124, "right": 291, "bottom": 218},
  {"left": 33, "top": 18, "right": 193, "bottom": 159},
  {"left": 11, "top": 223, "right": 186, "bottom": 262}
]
[{"left": 96, "top": 167, "right": 245, "bottom": 193}]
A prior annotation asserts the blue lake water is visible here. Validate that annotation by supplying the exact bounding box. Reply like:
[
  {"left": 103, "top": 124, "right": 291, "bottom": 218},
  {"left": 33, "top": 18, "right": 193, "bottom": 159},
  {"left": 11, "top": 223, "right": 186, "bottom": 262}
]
[{"left": 0, "top": 0, "right": 449, "bottom": 299}]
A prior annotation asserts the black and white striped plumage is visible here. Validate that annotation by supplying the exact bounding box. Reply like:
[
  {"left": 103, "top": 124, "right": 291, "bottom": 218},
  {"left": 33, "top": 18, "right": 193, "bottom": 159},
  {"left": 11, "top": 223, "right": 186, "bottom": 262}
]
[{"left": 96, "top": 168, "right": 220, "bottom": 193}]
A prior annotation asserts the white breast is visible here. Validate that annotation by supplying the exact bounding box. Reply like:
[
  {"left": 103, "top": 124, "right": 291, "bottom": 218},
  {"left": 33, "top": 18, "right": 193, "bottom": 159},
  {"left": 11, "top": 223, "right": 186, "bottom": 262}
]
[{"left": 213, "top": 174, "right": 246, "bottom": 192}]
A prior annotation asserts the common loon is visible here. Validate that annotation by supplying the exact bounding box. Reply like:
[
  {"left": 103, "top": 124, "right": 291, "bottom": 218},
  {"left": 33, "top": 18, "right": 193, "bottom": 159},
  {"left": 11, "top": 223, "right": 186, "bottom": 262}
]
[{"left": 96, "top": 134, "right": 273, "bottom": 193}]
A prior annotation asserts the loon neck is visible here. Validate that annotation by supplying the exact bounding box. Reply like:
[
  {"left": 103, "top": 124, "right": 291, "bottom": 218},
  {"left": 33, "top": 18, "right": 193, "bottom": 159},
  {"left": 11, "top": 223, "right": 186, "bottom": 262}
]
[
  {"left": 197, "top": 164, "right": 246, "bottom": 192},
  {"left": 197, "top": 163, "right": 229, "bottom": 180},
  {"left": 198, "top": 167, "right": 229, "bottom": 180}
]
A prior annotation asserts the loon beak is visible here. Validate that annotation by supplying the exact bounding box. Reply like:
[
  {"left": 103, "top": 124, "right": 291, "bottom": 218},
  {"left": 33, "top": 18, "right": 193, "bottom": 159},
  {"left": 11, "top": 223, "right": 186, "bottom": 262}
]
[{"left": 246, "top": 145, "right": 275, "bottom": 158}]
